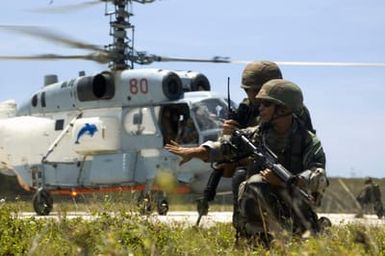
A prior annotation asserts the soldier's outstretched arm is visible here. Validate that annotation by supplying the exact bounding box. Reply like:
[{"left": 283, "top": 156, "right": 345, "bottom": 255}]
[{"left": 164, "top": 140, "right": 209, "bottom": 165}]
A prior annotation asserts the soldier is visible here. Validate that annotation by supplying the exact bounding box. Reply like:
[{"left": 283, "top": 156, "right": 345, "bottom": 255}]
[
  {"left": 226, "top": 60, "right": 315, "bottom": 135},
  {"left": 222, "top": 60, "right": 315, "bottom": 236},
  {"left": 165, "top": 79, "right": 328, "bottom": 247},
  {"left": 356, "top": 177, "right": 384, "bottom": 219}
]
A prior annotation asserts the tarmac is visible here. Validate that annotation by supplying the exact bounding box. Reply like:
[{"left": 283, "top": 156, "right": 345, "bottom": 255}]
[{"left": 16, "top": 211, "right": 385, "bottom": 228}]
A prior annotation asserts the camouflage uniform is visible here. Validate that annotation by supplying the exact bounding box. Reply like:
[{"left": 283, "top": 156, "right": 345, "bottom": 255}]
[
  {"left": 229, "top": 61, "right": 315, "bottom": 234},
  {"left": 205, "top": 119, "right": 326, "bottom": 237},
  {"left": 204, "top": 79, "right": 327, "bottom": 245},
  {"left": 356, "top": 178, "right": 384, "bottom": 219},
  {"left": 229, "top": 60, "right": 282, "bottom": 234}
]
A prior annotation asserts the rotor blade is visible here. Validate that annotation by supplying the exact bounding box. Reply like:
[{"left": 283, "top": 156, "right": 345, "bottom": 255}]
[
  {"left": 151, "top": 55, "right": 385, "bottom": 68},
  {"left": 275, "top": 61, "right": 385, "bottom": 68},
  {"left": 32, "top": 1, "right": 103, "bottom": 13},
  {"left": 133, "top": 0, "right": 157, "bottom": 3},
  {"left": 0, "top": 25, "right": 104, "bottom": 52},
  {"left": 202, "top": 58, "right": 385, "bottom": 68},
  {"left": 147, "top": 55, "right": 232, "bottom": 64},
  {"left": 32, "top": 0, "right": 155, "bottom": 13},
  {"left": 0, "top": 52, "right": 111, "bottom": 64}
]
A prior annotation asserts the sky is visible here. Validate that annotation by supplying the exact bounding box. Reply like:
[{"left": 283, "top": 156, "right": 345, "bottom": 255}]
[{"left": 1, "top": 0, "right": 385, "bottom": 178}]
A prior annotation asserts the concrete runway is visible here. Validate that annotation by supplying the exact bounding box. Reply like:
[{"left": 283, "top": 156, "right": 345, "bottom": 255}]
[{"left": 16, "top": 211, "right": 385, "bottom": 227}]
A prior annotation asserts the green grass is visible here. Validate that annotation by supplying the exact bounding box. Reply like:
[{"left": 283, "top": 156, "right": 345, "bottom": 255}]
[
  {"left": 1, "top": 202, "right": 385, "bottom": 255},
  {"left": 1, "top": 176, "right": 385, "bottom": 255},
  {"left": 1, "top": 176, "right": 384, "bottom": 214},
  {"left": 0, "top": 191, "right": 233, "bottom": 213}
]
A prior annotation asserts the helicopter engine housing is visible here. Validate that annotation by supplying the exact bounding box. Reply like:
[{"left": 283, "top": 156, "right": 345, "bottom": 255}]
[
  {"left": 77, "top": 72, "right": 115, "bottom": 101},
  {"left": 116, "top": 69, "right": 183, "bottom": 106},
  {"left": 175, "top": 71, "right": 211, "bottom": 92}
]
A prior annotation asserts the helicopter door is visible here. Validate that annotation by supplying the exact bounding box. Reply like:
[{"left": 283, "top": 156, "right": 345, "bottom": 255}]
[
  {"left": 120, "top": 106, "right": 163, "bottom": 183},
  {"left": 122, "top": 107, "right": 161, "bottom": 149},
  {"left": 158, "top": 104, "right": 199, "bottom": 145}
]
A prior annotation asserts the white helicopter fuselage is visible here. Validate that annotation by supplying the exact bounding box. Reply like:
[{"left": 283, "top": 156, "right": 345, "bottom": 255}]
[{"left": 0, "top": 68, "right": 232, "bottom": 195}]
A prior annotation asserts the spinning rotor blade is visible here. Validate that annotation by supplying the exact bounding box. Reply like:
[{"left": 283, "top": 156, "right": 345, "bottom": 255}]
[
  {"left": 224, "top": 59, "right": 385, "bottom": 67},
  {"left": 274, "top": 61, "right": 385, "bottom": 68},
  {"left": 0, "top": 25, "right": 104, "bottom": 52},
  {"left": 145, "top": 54, "right": 385, "bottom": 68},
  {"left": 33, "top": 0, "right": 156, "bottom": 13},
  {"left": 32, "top": 1, "right": 102, "bottom": 13},
  {"left": 0, "top": 52, "right": 111, "bottom": 64},
  {"left": 135, "top": 54, "right": 232, "bottom": 64}
]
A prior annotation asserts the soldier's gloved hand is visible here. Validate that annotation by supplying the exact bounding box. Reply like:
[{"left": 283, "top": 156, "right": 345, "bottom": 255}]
[
  {"left": 261, "top": 168, "right": 285, "bottom": 187},
  {"left": 222, "top": 119, "right": 239, "bottom": 135}
]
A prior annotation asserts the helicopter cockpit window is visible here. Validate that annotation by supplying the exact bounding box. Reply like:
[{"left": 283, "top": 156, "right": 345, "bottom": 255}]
[
  {"left": 191, "top": 99, "right": 226, "bottom": 131},
  {"left": 41, "top": 92, "right": 46, "bottom": 108},
  {"left": 158, "top": 104, "right": 198, "bottom": 145},
  {"left": 124, "top": 107, "right": 156, "bottom": 135},
  {"left": 31, "top": 94, "right": 38, "bottom": 107}
]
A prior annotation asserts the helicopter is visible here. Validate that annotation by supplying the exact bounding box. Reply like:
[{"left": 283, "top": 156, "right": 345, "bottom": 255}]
[
  {"left": 0, "top": 0, "right": 240, "bottom": 215},
  {"left": 1, "top": 0, "right": 385, "bottom": 217}
]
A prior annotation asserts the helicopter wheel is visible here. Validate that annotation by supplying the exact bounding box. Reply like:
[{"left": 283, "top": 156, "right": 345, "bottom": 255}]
[
  {"left": 32, "top": 188, "right": 53, "bottom": 216},
  {"left": 137, "top": 192, "right": 152, "bottom": 215},
  {"left": 157, "top": 199, "right": 169, "bottom": 215}
]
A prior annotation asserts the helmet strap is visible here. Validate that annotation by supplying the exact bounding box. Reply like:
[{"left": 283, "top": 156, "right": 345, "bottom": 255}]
[{"left": 270, "top": 105, "right": 292, "bottom": 121}]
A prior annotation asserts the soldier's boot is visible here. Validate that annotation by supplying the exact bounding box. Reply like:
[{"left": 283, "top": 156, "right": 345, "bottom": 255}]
[
  {"left": 374, "top": 203, "right": 384, "bottom": 219},
  {"left": 245, "top": 232, "right": 274, "bottom": 249},
  {"left": 257, "top": 232, "right": 274, "bottom": 248}
]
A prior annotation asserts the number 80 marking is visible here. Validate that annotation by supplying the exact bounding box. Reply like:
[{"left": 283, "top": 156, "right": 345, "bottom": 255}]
[{"left": 129, "top": 78, "right": 149, "bottom": 94}]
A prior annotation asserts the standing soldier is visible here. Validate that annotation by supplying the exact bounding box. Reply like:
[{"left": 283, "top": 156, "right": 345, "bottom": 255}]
[
  {"left": 356, "top": 177, "right": 384, "bottom": 219},
  {"left": 165, "top": 79, "right": 328, "bottom": 247},
  {"left": 225, "top": 60, "right": 285, "bottom": 234}
]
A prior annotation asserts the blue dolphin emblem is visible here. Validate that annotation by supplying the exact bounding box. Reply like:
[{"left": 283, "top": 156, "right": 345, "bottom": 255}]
[{"left": 75, "top": 123, "right": 98, "bottom": 144}]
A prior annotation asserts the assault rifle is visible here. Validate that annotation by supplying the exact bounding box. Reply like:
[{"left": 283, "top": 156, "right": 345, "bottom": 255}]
[
  {"left": 233, "top": 129, "right": 314, "bottom": 203},
  {"left": 195, "top": 77, "right": 236, "bottom": 226},
  {"left": 234, "top": 129, "right": 330, "bottom": 233}
]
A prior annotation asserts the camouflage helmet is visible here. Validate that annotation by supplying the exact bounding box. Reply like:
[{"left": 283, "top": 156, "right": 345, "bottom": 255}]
[
  {"left": 364, "top": 177, "right": 373, "bottom": 184},
  {"left": 240, "top": 60, "right": 283, "bottom": 89},
  {"left": 256, "top": 79, "right": 303, "bottom": 113}
]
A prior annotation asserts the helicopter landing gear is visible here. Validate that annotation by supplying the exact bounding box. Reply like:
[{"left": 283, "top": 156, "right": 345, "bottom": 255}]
[
  {"left": 155, "top": 191, "right": 169, "bottom": 215},
  {"left": 32, "top": 188, "right": 53, "bottom": 216},
  {"left": 137, "top": 192, "right": 152, "bottom": 215},
  {"left": 136, "top": 191, "right": 169, "bottom": 215},
  {"left": 157, "top": 199, "right": 169, "bottom": 215}
]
